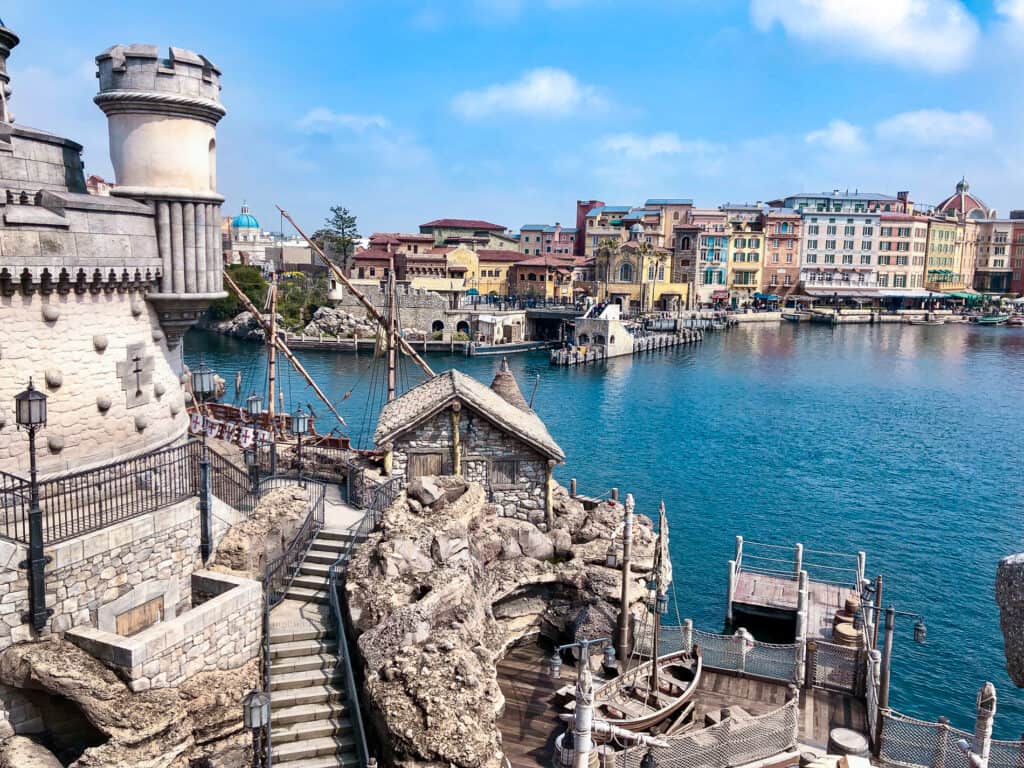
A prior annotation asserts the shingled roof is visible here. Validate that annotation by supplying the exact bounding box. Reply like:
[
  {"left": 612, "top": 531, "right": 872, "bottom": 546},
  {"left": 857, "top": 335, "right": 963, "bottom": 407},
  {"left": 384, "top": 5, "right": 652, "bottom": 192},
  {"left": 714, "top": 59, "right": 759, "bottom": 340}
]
[{"left": 374, "top": 369, "right": 564, "bottom": 461}]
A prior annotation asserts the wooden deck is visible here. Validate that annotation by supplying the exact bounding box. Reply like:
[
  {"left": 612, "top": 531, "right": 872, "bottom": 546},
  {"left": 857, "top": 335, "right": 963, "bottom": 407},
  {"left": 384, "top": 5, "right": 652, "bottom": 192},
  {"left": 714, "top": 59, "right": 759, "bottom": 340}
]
[
  {"left": 496, "top": 641, "right": 867, "bottom": 767},
  {"left": 734, "top": 571, "right": 855, "bottom": 641},
  {"left": 694, "top": 670, "right": 866, "bottom": 750}
]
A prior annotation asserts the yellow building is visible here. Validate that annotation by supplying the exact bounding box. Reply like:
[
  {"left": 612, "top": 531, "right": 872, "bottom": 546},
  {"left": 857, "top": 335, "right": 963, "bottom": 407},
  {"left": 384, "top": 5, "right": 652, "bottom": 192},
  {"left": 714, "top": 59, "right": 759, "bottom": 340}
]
[
  {"left": 473, "top": 249, "right": 522, "bottom": 296},
  {"left": 925, "top": 216, "right": 967, "bottom": 291},
  {"left": 508, "top": 256, "right": 574, "bottom": 300},
  {"left": 723, "top": 206, "right": 765, "bottom": 306},
  {"left": 594, "top": 236, "right": 688, "bottom": 312}
]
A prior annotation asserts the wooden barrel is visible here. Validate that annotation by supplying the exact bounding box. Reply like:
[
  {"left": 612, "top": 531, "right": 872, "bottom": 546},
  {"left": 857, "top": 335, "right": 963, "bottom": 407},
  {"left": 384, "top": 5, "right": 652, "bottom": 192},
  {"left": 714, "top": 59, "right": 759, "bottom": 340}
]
[
  {"left": 832, "top": 622, "right": 860, "bottom": 648},
  {"left": 845, "top": 595, "right": 861, "bottom": 614},
  {"left": 833, "top": 609, "right": 856, "bottom": 628},
  {"left": 553, "top": 733, "right": 599, "bottom": 768},
  {"left": 827, "top": 727, "right": 870, "bottom": 756}
]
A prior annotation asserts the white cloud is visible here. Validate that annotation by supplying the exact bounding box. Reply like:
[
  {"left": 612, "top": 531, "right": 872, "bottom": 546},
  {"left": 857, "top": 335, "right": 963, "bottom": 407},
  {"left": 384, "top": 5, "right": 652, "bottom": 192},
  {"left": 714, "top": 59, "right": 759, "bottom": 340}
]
[
  {"left": 997, "top": 0, "right": 1024, "bottom": 23},
  {"left": 451, "top": 67, "right": 606, "bottom": 119},
  {"left": 750, "top": 0, "right": 979, "bottom": 73},
  {"left": 295, "top": 108, "right": 391, "bottom": 134},
  {"left": 804, "top": 120, "right": 866, "bottom": 152},
  {"left": 875, "top": 109, "right": 993, "bottom": 147},
  {"left": 597, "top": 132, "right": 721, "bottom": 161}
]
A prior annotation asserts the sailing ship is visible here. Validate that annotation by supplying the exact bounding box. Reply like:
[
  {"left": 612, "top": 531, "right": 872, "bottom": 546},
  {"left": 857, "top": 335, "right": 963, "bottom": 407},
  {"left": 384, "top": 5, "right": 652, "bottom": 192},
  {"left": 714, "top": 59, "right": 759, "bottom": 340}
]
[{"left": 591, "top": 503, "right": 702, "bottom": 733}]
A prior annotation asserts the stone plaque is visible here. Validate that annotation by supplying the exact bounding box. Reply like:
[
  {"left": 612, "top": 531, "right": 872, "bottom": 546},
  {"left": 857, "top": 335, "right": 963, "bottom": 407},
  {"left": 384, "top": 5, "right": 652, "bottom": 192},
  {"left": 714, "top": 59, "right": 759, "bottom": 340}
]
[{"left": 115, "top": 342, "right": 155, "bottom": 408}]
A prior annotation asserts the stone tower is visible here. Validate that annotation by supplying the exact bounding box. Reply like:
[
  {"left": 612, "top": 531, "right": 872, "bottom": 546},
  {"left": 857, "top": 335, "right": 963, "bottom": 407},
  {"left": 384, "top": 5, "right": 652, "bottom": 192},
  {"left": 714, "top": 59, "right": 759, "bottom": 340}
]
[{"left": 95, "top": 45, "right": 228, "bottom": 345}]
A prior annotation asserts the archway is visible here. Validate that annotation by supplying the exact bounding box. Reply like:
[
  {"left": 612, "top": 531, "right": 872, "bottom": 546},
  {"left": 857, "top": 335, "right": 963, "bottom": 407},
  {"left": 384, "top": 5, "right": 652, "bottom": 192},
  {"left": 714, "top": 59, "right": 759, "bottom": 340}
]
[
  {"left": 578, "top": 333, "right": 590, "bottom": 344},
  {"left": 431, "top": 320, "right": 445, "bottom": 332},
  {"left": 456, "top": 320, "right": 471, "bottom": 335},
  {"left": 618, "top": 262, "right": 634, "bottom": 282}
]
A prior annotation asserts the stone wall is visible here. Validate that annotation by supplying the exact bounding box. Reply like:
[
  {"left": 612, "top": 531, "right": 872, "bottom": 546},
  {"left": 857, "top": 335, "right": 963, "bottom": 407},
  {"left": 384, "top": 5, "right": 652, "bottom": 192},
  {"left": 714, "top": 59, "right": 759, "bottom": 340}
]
[
  {"left": 65, "top": 570, "right": 261, "bottom": 691},
  {"left": 393, "top": 406, "right": 549, "bottom": 525},
  {"left": 332, "top": 283, "right": 448, "bottom": 332},
  {"left": 0, "top": 497, "right": 204, "bottom": 650},
  {"left": 0, "top": 290, "right": 189, "bottom": 476}
]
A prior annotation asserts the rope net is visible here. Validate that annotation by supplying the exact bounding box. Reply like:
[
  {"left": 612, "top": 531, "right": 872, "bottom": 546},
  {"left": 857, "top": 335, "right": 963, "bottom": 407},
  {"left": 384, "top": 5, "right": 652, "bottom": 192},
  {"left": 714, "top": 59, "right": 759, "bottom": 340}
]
[{"left": 615, "top": 697, "right": 799, "bottom": 768}]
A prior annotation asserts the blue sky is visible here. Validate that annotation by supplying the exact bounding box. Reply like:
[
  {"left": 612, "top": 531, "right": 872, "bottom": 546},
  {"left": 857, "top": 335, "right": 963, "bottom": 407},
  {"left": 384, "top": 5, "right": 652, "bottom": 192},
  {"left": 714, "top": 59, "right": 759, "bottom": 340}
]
[{"left": 4, "top": 0, "right": 1023, "bottom": 233}]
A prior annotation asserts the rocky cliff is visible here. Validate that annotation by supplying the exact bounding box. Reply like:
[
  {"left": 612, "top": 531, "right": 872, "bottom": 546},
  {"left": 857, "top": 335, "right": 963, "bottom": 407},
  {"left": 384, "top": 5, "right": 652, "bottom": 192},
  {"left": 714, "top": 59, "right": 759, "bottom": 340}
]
[{"left": 345, "top": 477, "right": 655, "bottom": 768}]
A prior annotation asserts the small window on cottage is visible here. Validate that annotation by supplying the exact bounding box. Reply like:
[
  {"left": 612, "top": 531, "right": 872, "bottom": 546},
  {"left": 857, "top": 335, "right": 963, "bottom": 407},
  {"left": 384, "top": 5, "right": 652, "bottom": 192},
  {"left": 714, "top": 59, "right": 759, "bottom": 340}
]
[{"left": 490, "top": 460, "right": 517, "bottom": 486}]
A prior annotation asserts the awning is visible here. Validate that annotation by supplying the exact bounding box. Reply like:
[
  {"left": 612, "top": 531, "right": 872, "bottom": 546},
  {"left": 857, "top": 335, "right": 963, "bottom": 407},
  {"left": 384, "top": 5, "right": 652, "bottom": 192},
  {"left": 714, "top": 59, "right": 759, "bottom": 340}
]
[
  {"left": 761, "top": 294, "right": 780, "bottom": 301},
  {"left": 943, "top": 290, "right": 982, "bottom": 299},
  {"left": 711, "top": 290, "right": 729, "bottom": 299},
  {"left": 466, "top": 288, "right": 480, "bottom": 295},
  {"left": 877, "top": 290, "right": 945, "bottom": 298},
  {"left": 805, "top": 288, "right": 877, "bottom": 297}
]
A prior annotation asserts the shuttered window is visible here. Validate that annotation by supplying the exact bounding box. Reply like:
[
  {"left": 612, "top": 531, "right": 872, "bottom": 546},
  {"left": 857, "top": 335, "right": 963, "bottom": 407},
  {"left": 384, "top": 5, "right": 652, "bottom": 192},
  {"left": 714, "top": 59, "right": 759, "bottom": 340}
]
[
  {"left": 409, "top": 452, "right": 444, "bottom": 479},
  {"left": 490, "top": 460, "right": 517, "bottom": 487}
]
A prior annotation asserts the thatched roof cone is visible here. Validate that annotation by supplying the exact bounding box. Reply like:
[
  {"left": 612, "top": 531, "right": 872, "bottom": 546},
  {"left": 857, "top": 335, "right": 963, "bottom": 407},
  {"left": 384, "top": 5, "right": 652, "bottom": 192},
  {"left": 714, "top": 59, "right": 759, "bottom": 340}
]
[{"left": 490, "top": 357, "right": 531, "bottom": 412}]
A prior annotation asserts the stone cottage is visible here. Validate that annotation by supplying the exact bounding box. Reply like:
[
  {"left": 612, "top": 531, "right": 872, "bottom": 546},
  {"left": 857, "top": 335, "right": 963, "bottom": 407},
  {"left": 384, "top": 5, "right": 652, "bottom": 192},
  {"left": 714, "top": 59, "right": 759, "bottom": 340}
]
[{"left": 374, "top": 359, "right": 565, "bottom": 527}]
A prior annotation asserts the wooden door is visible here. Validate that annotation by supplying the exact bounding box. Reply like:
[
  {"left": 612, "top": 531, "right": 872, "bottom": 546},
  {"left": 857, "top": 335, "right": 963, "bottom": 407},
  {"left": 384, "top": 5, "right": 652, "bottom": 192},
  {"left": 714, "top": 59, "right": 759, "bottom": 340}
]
[
  {"left": 409, "top": 452, "right": 444, "bottom": 479},
  {"left": 116, "top": 596, "right": 164, "bottom": 637}
]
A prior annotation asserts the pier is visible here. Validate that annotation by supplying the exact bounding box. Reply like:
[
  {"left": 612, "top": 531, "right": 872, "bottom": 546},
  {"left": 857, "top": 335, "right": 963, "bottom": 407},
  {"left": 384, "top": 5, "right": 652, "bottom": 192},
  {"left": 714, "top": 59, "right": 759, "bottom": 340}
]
[{"left": 550, "top": 329, "right": 703, "bottom": 366}]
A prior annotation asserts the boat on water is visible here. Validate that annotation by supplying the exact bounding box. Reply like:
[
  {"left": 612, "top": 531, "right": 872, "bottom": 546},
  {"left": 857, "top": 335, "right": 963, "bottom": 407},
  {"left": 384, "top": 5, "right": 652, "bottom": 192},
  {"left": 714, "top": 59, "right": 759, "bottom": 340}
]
[
  {"left": 781, "top": 311, "right": 810, "bottom": 322},
  {"left": 975, "top": 314, "right": 1010, "bottom": 325},
  {"left": 1008, "top": 316, "right": 1024, "bottom": 327},
  {"left": 590, "top": 502, "right": 703, "bottom": 733},
  {"left": 908, "top": 318, "right": 946, "bottom": 326}
]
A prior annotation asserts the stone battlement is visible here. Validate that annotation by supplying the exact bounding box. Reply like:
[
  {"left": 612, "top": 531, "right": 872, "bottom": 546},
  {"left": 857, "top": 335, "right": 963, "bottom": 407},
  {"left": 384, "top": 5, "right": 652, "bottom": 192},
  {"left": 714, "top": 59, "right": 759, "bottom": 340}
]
[{"left": 95, "top": 44, "right": 223, "bottom": 123}]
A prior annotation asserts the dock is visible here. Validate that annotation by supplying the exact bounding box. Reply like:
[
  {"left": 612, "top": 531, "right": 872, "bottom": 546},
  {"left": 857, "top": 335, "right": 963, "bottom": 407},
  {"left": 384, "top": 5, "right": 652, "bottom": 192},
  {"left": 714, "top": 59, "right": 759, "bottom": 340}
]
[{"left": 549, "top": 329, "right": 702, "bottom": 366}]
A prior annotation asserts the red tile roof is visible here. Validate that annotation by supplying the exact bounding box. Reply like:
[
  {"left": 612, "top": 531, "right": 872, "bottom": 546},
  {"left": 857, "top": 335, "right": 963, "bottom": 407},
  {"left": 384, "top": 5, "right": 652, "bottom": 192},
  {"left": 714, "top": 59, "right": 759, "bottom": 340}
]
[
  {"left": 513, "top": 255, "right": 575, "bottom": 268},
  {"left": 422, "top": 218, "right": 506, "bottom": 231},
  {"left": 477, "top": 249, "right": 525, "bottom": 263},
  {"left": 353, "top": 248, "right": 393, "bottom": 262}
]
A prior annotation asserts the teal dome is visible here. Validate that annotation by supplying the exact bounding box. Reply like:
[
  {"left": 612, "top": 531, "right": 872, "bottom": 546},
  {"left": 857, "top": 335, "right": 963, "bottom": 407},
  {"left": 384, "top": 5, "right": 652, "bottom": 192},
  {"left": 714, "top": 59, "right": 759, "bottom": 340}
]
[{"left": 231, "top": 204, "right": 259, "bottom": 229}]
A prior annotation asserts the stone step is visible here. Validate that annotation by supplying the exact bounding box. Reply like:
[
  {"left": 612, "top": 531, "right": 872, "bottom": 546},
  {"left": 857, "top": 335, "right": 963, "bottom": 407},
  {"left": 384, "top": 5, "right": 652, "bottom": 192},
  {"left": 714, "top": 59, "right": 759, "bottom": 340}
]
[
  {"left": 305, "top": 549, "right": 344, "bottom": 565},
  {"left": 271, "top": 684, "right": 344, "bottom": 708},
  {"left": 299, "top": 561, "right": 332, "bottom": 578},
  {"left": 270, "top": 700, "right": 349, "bottom": 727},
  {"left": 273, "top": 715, "right": 354, "bottom": 744},
  {"left": 272, "top": 735, "right": 357, "bottom": 763},
  {"left": 271, "top": 653, "right": 337, "bottom": 676},
  {"left": 270, "top": 668, "right": 340, "bottom": 692},
  {"left": 276, "top": 752, "right": 360, "bottom": 768},
  {"left": 291, "top": 574, "right": 330, "bottom": 592},
  {"left": 270, "top": 638, "right": 338, "bottom": 659},
  {"left": 317, "top": 528, "right": 366, "bottom": 543},
  {"left": 285, "top": 586, "right": 330, "bottom": 604}
]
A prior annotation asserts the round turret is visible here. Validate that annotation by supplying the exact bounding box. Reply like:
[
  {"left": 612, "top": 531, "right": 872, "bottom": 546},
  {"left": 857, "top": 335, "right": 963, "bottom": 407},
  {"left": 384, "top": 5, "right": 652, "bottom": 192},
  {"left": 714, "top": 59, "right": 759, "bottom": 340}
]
[
  {"left": 95, "top": 45, "right": 225, "bottom": 197},
  {"left": 0, "top": 19, "right": 19, "bottom": 120}
]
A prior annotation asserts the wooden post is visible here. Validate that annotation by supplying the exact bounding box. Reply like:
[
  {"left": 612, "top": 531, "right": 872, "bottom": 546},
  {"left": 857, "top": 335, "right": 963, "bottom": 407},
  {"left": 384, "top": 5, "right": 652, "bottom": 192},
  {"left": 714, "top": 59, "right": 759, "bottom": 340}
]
[
  {"left": 683, "top": 618, "right": 693, "bottom": 652},
  {"left": 570, "top": 478, "right": 577, "bottom": 498},
  {"left": 857, "top": 551, "right": 866, "bottom": 589},
  {"left": 873, "top": 575, "right": 884, "bottom": 650},
  {"left": 450, "top": 403, "right": 462, "bottom": 476},
  {"left": 545, "top": 460, "right": 555, "bottom": 531},
  {"left": 383, "top": 442, "right": 394, "bottom": 476},
  {"left": 735, "top": 535, "right": 744, "bottom": 567},
  {"left": 806, "top": 641, "right": 818, "bottom": 689},
  {"left": 935, "top": 716, "right": 949, "bottom": 768},
  {"left": 794, "top": 543, "right": 803, "bottom": 578},
  {"left": 611, "top": 487, "right": 618, "bottom": 503},
  {"left": 726, "top": 560, "right": 737, "bottom": 625},
  {"left": 877, "top": 605, "right": 895, "bottom": 746},
  {"left": 973, "top": 682, "right": 997, "bottom": 768},
  {"left": 616, "top": 493, "right": 634, "bottom": 663}
]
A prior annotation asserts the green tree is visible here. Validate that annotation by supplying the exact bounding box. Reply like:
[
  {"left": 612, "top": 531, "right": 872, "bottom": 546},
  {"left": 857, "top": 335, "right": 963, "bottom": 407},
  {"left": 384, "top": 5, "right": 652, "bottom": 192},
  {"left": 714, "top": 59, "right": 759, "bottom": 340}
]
[
  {"left": 209, "top": 264, "right": 267, "bottom": 320},
  {"left": 277, "top": 273, "right": 329, "bottom": 331},
  {"left": 312, "top": 206, "right": 360, "bottom": 264}
]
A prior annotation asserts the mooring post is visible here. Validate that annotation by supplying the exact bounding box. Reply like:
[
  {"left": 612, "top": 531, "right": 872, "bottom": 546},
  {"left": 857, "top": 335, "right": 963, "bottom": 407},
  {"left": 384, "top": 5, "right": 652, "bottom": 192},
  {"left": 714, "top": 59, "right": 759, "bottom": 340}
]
[
  {"left": 857, "top": 551, "right": 867, "bottom": 589},
  {"left": 570, "top": 478, "right": 577, "bottom": 498},
  {"left": 726, "top": 560, "right": 737, "bottom": 624},
  {"left": 873, "top": 575, "right": 884, "bottom": 649},
  {"left": 973, "top": 682, "right": 997, "bottom": 768},
  {"left": 683, "top": 618, "right": 693, "bottom": 652},
  {"left": 794, "top": 542, "right": 803, "bottom": 578},
  {"left": 616, "top": 494, "right": 635, "bottom": 663},
  {"left": 936, "top": 716, "right": 950, "bottom": 768},
  {"left": 610, "top": 487, "right": 618, "bottom": 503},
  {"left": 877, "top": 605, "right": 895, "bottom": 748}
]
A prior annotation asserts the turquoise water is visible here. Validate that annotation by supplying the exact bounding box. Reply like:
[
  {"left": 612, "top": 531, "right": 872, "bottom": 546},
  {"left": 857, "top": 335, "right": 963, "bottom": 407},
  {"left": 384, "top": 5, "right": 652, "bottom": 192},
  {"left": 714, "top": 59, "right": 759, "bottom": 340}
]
[{"left": 185, "top": 323, "right": 1024, "bottom": 735}]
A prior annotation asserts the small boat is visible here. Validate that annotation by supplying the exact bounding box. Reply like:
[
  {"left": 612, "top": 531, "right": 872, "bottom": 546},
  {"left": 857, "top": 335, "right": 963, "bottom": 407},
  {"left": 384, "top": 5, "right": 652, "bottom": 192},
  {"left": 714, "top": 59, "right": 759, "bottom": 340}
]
[
  {"left": 975, "top": 314, "right": 1010, "bottom": 325},
  {"left": 909, "top": 316, "right": 945, "bottom": 326},
  {"left": 590, "top": 502, "right": 702, "bottom": 733},
  {"left": 1008, "top": 316, "right": 1024, "bottom": 327},
  {"left": 782, "top": 311, "right": 810, "bottom": 322}
]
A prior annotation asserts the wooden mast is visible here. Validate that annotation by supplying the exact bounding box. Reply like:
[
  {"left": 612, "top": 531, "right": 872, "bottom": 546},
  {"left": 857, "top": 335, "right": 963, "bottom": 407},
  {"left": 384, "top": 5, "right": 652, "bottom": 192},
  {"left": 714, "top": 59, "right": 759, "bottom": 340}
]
[
  {"left": 267, "top": 275, "right": 278, "bottom": 435},
  {"left": 223, "top": 270, "right": 347, "bottom": 427},
  {"left": 276, "top": 205, "right": 436, "bottom": 379},
  {"left": 649, "top": 501, "right": 667, "bottom": 700},
  {"left": 387, "top": 253, "right": 397, "bottom": 401},
  {"left": 617, "top": 493, "right": 635, "bottom": 664}
]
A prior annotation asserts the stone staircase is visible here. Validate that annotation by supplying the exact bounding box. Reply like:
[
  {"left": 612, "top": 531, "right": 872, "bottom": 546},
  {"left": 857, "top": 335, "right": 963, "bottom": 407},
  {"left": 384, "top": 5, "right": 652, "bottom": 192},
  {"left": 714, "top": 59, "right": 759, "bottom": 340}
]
[{"left": 268, "top": 528, "right": 365, "bottom": 767}]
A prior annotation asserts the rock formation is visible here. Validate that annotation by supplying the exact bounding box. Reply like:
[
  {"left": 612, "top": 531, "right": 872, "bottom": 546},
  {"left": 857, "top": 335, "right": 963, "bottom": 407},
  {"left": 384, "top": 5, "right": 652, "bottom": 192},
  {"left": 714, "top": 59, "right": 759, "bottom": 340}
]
[
  {"left": 211, "top": 485, "right": 309, "bottom": 578},
  {"left": 203, "top": 311, "right": 269, "bottom": 342},
  {"left": 345, "top": 477, "right": 656, "bottom": 768},
  {"left": 996, "top": 553, "right": 1024, "bottom": 686},
  {"left": 0, "top": 638, "right": 256, "bottom": 767},
  {"left": 303, "top": 306, "right": 431, "bottom": 341}
]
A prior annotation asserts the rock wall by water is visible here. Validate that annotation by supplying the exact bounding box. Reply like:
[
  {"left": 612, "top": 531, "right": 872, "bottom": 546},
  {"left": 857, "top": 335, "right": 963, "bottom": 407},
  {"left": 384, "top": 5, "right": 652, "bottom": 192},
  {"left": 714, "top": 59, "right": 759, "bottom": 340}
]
[{"left": 345, "top": 477, "right": 656, "bottom": 768}]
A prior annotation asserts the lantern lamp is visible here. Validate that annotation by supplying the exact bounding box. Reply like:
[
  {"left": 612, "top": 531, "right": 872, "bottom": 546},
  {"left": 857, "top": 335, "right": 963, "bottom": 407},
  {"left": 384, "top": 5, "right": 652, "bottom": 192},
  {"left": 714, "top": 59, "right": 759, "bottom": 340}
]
[
  {"left": 605, "top": 544, "right": 619, "bottom": 569},
  {"left": 14, "top": 378, "right": 47, "bottom": 429},
  {"left": 246, "top": 392, "right": 264, "bottom": 416},
  {"left": 244, "top": 448, "right": 256, "bottom": 468},
  {"left": 655, "top": 592, "right": 669, "bottom": 615},
  {"left": 646, "top": 576, "right": 657, "bottom": 591},
  {"left": 290, "top": 406, "right": 309, "bottom": 436},
  {"left": 548, "top": 652, "right": 562, "bottom": 680},
  {"left": 914, "top": 618, "right": 927, "bottom": 644},
  {"left": 640, "top": 749, "right": 656, "bottom": 768},
  {"left": 192, "top": 361, "right": 216, "bottom": 400},
  {"left": 602, "top": 643, "right": 616, "bottom": 669},
  {"left": 242, "top": 690, "right": 270, "bottom": 730}
]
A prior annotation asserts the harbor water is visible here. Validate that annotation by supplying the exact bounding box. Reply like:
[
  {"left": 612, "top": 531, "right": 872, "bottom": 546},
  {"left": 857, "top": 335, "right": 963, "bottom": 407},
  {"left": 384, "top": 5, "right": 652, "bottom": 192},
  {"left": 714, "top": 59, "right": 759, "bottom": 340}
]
[{"left": 185, "top": 322, "right": 1024, "bottom": 735}]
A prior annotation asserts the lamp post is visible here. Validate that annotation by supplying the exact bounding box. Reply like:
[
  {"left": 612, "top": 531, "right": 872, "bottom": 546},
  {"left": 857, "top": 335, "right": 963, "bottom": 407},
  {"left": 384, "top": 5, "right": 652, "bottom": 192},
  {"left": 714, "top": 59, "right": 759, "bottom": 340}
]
[
  {"left": 290, "top": 405, "right": 309, "bottom": 486},
  {"left": 192, "top": 362, "right": 216, "bottom": 563},
  {"left": 14, "top": 379, "right": 52, "bottom": 632},
  {"left": 869, "top": 603, "right": 927, "bottom": 753},
  {"left": 242, "top": 690, "right": 271, "bottom": 768},
  {"left": 548, "top": 637, "right": 665, "bottom": 768},
  {"left": 243, "top": 448, "right": 259, "bottom": 495},
  {"left": 246, "top": 392, "right": 272, "bottom": 476},
  {"left": 616, "top": 493, "right": 635, "bottom": 664}
]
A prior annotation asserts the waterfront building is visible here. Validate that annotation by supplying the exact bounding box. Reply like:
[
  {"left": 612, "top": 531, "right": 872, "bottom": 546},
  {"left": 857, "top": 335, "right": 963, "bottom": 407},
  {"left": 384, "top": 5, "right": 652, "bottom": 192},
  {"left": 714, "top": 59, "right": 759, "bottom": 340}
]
[
  {"left": 221, "top": 202, "right": 313, "bottom": 274},
  {"left": 590, "top": 226, "right": 687, "bottom": 311},
  {"left": 692, "top": 208, "right": 730, "bottom": 306},
  {"left": 507, "top": 255, "right": 575, "bottom": 300},
  {"left": 924, "top": 216, "right": 968, "bottom": 292},
  {"left": 1011, "top": 212, "right": 1024, "bottom": 296},
  {"left": 874, "top": 214, "right": 929, "bottom": 299},
  {"left": 797, "top": 209, "right": 881, "bottom": 300},
  {"left": 582, "top": 204, "right": 632, "bottom": 257},
  {"left": 475, "top": 249, "right": 523, "bottom": 296},
  {"left": 722, "top": 204, "right": 765, "bottom": 306},
  {"left": 519, "top": 223, "right": 576, "bottom": 256},
  {"left": 419, "top": 217, "right": 519, "bottom": 250},
  {"left": 573, "top": 199, "right": 604, "bottom": 257},
  {"left": 763, "top": 208, "right": 801, "bottom": 299},
  {"left": 367, "top": 231, "right": 436, "bottom": 255},
  {"left": 972, "top": 218, "right": 1015, "bottom": 294},
  {"left": 672, "top": 223, "right": 700, "bottom": 309}
]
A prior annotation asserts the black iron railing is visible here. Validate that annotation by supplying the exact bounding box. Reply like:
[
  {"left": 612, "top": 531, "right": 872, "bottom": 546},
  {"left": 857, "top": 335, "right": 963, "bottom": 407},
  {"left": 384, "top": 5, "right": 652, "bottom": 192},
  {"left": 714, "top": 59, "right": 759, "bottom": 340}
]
[
  {"left": 261, "top": 477, "right": 325, "bottom": 609},
  {"left": 207, "top": 450, "right": 257, "bottom": 516},
  {"left": 0, "top": 441, "right": 203, "bottom": 545}
]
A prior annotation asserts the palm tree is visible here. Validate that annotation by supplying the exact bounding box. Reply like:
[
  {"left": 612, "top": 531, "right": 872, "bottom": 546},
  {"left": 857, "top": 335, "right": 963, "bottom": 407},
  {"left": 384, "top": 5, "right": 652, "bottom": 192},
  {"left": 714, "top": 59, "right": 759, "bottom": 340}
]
[{"left": 598, "top": 237, "right": 620, "bottom": 300}]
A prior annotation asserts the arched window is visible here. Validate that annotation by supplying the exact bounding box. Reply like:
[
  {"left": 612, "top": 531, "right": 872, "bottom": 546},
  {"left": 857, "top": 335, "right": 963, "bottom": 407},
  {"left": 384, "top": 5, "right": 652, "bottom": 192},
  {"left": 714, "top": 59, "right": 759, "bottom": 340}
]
[
  {"left": 680, "top": 236, "right": 691, "bottom": 250},
  {"left": 780, "top": 222, "right": 789, "bottom": 233},
  {"left": 528, "top": 272, "right": 537, "bottom": 281},
  {"left": 618, "top": 262, "right": 634, "bottom": 282},
  {"left": 208, "top": 138, "right": 217, "bottom": 190},
  {"left": 431, "top": 320, "right": 445, "bottom": 332}
]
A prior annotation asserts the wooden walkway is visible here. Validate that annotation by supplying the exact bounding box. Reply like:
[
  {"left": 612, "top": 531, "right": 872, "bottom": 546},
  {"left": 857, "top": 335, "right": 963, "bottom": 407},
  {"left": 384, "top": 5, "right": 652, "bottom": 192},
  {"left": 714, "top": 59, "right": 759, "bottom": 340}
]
[
  {"left": 734, "top": 572, "right": 855, "bottom": 641},
  {"left": 496, "top": 640, "right": 561, "bottom": 768}
]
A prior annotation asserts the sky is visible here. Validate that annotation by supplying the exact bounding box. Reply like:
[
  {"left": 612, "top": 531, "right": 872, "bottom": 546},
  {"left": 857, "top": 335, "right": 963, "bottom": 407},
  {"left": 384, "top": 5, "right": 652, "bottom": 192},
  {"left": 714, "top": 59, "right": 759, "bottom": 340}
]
[{"left": 3, "top": 0, "right": 1024, "bottom": 234}]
